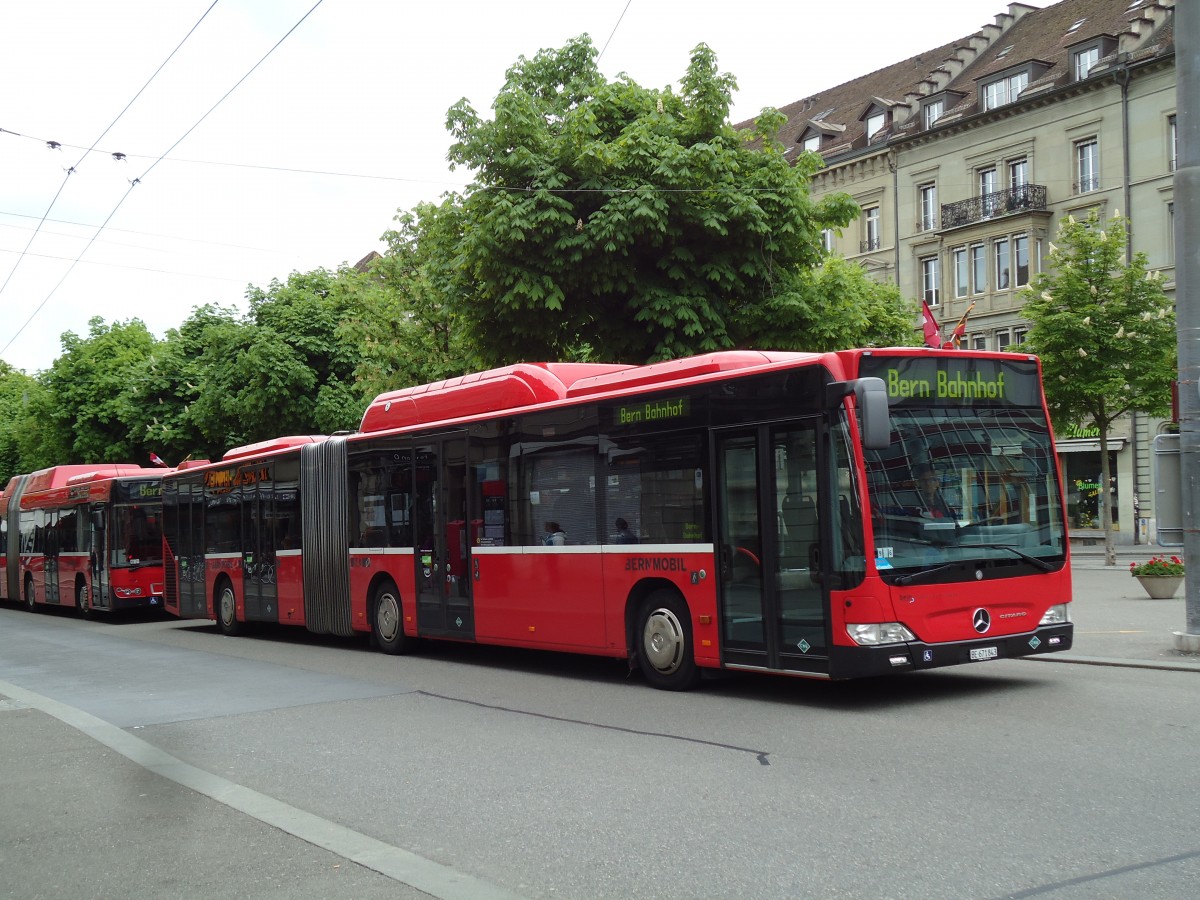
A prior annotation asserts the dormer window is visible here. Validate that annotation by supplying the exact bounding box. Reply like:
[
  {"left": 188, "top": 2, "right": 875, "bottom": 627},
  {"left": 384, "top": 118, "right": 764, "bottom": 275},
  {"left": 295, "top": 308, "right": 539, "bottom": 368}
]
[
  {"left": 923, "top": 99, "right": 944, "bottom": 129},
  {"left": 1074, "top": 46, "right": 1100, "bottom": 80},
  {"left": 866, "top": 111, "right": 886, "bottom": 138},
  {"left": 982, "top": 70, "right": 1029, "bottom": 110},
  {"left": 802, "top": 133, "right": 821, "bottom": 153}
]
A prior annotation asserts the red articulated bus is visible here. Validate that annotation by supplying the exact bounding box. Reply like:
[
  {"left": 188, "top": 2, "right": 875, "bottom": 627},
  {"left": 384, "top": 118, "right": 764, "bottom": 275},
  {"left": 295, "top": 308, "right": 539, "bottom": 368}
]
[
  {"left": 161, "top": 348, "right": 1073, "bottom": 688},
  {"left": 1, "top": 465, "right": 170, "bottom": 615}
]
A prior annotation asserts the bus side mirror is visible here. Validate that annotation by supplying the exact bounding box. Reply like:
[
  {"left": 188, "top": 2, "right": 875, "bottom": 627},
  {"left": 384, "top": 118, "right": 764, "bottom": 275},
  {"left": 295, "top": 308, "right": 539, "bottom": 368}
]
[
  {"left": 854, "top": 378, "right": 891, "bottom": 450},
  {"left": 91, "top": 509, "right": 105, "bottom": 530},
  {"left": 825, "top": 378, "right": 891, "bottom": 449}
]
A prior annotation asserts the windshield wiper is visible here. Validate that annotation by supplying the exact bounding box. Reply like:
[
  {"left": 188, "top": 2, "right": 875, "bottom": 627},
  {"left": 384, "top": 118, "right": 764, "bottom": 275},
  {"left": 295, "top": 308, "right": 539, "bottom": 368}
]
[
  {"left": 892, "top": 563, "right": 962, "bottom": 586},
  {"left": 964, "top": 543, "right": 1056, "bottom": 572}
]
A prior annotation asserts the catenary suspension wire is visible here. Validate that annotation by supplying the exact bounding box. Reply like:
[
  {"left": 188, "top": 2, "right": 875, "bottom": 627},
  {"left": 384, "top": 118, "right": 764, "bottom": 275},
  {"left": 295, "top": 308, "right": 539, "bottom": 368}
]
[
  {"left": 0, "top": 2, "right": 220, "bottom": 308},
  {"left": 0, "top": 0, "right": 326, "bottom": 359},
  {"left": 597, "top": 0, "right": 633, "bottom": 60}
]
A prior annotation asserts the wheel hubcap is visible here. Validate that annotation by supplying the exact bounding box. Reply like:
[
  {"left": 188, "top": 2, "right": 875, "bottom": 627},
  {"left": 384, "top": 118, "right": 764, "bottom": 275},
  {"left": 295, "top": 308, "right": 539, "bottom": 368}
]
[
  {"left": 376, "top": 593, "right": 400, "bottom": 643},
  {"left": 643, "top": 608, "right": 685, "bottom": 674},
  {"left": 220, "top": 589, "right": 235, "bottom": 626}
]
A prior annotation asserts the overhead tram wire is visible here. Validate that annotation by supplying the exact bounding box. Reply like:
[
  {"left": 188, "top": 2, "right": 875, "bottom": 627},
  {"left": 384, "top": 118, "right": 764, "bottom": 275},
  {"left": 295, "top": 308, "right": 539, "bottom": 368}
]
[
  {"left": 596, "top": 0, "right": 633, "bottom": 60},
  {"left": 0, "top": 1, "right": 220, "bottom": 310},
  {"left": 0, "top": 0, "right": 326, "bottom": 359}
]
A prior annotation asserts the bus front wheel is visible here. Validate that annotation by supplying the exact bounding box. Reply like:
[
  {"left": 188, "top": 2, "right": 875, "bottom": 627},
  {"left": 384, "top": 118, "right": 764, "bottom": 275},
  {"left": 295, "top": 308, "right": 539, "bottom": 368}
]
[
  {"left": 216, "top": 582, "right": 241, "bottom": 636},
  {"left": 636, "top": 590, "right": 701, "bottom": 691},
  {"left": 371, "top": 580, "right": 411, "bottom": 655}
]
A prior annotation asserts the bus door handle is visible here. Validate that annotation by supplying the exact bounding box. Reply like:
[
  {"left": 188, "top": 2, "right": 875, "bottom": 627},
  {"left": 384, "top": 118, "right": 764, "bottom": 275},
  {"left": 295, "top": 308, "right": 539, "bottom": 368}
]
[
  {"left": 809, "top": 544, "right": 824, "bottom": 585},
  {"left": 473, "top": 557, "right": 480, "bottom": 581}
]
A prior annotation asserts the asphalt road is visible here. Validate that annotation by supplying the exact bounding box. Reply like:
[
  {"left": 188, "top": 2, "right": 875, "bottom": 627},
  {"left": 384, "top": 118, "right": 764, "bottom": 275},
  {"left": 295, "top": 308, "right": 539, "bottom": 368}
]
[{"left": 2, "top": 565, "right": 1199, "bottom": 900}]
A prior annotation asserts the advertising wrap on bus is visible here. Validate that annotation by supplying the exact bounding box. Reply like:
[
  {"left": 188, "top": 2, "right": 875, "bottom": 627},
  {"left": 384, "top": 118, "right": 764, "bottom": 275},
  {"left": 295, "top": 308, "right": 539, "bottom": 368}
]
[{"left": 859, "top": 355, "right": 1043, "bottom": 408}]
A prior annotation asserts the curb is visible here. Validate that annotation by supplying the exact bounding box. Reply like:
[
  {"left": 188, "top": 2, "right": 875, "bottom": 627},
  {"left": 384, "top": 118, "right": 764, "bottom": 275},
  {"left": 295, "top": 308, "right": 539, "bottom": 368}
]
[{"left": 1024, "top": 654, "right": 1200, "bottom": 673}]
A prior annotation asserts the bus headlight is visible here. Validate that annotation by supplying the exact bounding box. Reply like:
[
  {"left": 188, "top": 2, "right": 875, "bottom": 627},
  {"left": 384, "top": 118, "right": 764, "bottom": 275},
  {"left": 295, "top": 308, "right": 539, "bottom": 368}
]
[
  {"left": 847, "top": 622, "right": 916, "bottom": 646},
  {"left": 1039, "top": 604, "right": 1071, "bottom": 625},
  {"left": 115, "top": 587, "right": 144, "bottom": 598}
]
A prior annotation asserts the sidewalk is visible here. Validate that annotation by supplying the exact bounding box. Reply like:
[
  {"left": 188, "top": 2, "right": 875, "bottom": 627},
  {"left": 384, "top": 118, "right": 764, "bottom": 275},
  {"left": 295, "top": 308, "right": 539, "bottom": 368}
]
[{"left": 1048, "top": 546, "right": 1200, "bottom": 672}]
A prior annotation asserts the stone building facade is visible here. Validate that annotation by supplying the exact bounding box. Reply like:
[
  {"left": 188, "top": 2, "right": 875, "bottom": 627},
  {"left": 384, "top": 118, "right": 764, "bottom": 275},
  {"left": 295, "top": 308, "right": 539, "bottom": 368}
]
[{"left": 746, "top": 0, "right": 1176, "bottom": 542}]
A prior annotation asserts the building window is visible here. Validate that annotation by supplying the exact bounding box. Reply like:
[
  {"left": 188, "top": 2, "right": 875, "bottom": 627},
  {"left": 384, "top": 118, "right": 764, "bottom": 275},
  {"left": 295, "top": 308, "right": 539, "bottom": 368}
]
[
  {"left": 979, "top": 167, "right": 999, "bottom": 216},
  {"left": 1168, "top": 200, "right": 1175, "bottom": 263},
  {"left": 1014, "top": 234, "right": 1030, "bottom": 287},
  {"left": 1169, "top": 115, "right": 1177, "bottom": 171},
  {"left": 921, "top": 255, "right": 940, "bottom": 306},
  {"left": 971, "top": 244, "right": 987, "bottom": 294},
  {"left": 983, "top": 71, "right": 1029, "bottom": 110},
  {"left": 923, "top": 99, "right": 944, "bottom": 129},
  {"left": 1008, "top": 158, "right": 1029, "bottom": 190},
  {"left": 971, "top": 334, "right": 988, "bottom": 351},
  {"left": 1013, "top": 327, "right": 1028, "bottom": 346},
  {"left": 953, "top": 247, "right": 969, "bottom": 298},
  {"left": 803, "top": 134, "right": 821, "bottom": 153},
  {"left": 866, "top": 111, "right": 886, "bottom": 138},
  {"left": 1074, "top": 46, "right": 1100, "bottom": 81},
  {"left": 1075, "top": 139, "right": 1100, "bottom": 193},
  {"left": 919, "top": 183, "right": 938, "bottom": 231},
  {"left": 863, "top": 206, "right": 881, "bottom": 251},
  {"left": 821, "top": 228, "right": 835, "bottom": 252},
  {"left": 996, "top": 330, "right": 1012, "bottom": 352},
  {"left": 995, "top": 238, "right": 1011, "bottom": 290}
]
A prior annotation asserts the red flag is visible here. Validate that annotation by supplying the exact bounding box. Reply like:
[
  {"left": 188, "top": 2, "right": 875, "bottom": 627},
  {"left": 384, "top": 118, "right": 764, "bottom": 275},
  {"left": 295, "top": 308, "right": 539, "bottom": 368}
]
[
  {"left": 943, "top": 300, "right": 977, "bottom": 349},
  {"left": 149, "top": 452, "right": 169, "bottom": 468},
  {"left": 921, "top": 301, "right": 941, "bottom": 348}
]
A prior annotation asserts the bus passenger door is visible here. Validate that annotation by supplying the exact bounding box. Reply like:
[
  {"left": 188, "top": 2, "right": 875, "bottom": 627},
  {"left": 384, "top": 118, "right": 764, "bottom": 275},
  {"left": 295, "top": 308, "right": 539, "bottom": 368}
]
[
  {"left": 715, "top": 422, "right": 827, "bottom": 673},
  {"left": 240, "top": 472, "right": 278, "bottom": 622},
  {"left": 413, "top": 433, "right": 474, "bottom": 638},
  {"left": 44, "top": 508, "right": 60, "bottom": 603},
  {"left": 89, "top": 504, "right": 110, "bottom": 608}
]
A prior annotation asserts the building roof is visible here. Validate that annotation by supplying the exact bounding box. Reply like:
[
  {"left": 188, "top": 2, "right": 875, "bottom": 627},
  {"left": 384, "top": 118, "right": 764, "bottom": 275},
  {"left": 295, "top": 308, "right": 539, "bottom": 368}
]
[{"left": 743, "top": 0, "right": 1175, "bottom": 160}]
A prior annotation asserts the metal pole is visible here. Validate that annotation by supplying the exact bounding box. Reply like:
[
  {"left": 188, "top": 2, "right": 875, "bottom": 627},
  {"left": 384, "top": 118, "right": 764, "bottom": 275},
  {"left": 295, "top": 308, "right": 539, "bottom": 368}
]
[{"left": 1174, "top": 0, "right": 1200, "bottom": 647}]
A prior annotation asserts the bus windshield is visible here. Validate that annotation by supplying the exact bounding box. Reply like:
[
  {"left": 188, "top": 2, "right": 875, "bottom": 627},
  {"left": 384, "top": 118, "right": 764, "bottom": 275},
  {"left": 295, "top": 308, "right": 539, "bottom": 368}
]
[
  {"left": 110, "top": 503, "right": 163, "bottom": 567},
  {"left": 860, "top": 355, "right": 1066, "bottom": 580}
]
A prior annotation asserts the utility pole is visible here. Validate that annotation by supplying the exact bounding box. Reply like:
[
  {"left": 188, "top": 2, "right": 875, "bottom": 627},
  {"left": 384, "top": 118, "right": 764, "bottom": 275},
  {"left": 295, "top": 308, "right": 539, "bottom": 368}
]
[{"left": 1174, "top": 0, "right": 1200, "bottom": 651}]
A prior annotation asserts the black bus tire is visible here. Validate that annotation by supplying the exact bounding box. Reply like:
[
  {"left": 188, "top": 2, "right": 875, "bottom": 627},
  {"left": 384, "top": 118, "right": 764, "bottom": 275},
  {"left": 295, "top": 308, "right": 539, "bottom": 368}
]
[
  {"left": 636, "top": 589, "right": 701, "bottom": 691},
  {"left": 77, "top": 580, "right": 93, "bottom": 619},
  {"left": 216, "top": 580, "right": 241, "bottom": 636},
  {"left": 23, "top": 575, "right": 36, "bottom": 613},
  {"left": 372, "top": 580, "right": 411, "bottom": 655}
]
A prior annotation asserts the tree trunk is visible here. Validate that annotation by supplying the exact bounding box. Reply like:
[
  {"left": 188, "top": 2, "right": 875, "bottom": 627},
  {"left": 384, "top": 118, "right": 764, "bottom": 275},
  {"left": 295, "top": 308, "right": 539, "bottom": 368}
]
[{"left": 1098, "top": 418, "right": 1116, "bottom": 566}]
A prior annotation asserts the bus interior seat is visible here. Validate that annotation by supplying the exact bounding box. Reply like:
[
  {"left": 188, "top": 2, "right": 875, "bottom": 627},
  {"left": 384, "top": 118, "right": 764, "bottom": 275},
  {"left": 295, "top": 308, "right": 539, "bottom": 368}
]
[{"left": 780, "top": 494, "right": 817, "bottom": 569}]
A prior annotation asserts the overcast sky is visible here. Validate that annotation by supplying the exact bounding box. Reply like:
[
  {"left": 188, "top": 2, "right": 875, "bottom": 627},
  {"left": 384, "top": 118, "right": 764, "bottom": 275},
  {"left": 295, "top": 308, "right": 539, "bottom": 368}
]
[{"left": 0, "top": 0, "right": 1041, "bottom": 374}]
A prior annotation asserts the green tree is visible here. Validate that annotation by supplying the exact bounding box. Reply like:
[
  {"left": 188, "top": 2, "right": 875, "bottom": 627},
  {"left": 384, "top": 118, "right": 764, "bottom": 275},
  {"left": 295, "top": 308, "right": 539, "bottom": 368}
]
[
  {"left": 125, "top": 304, "right": 242, "bottom": 464},
  {"left": 441, "top": 36, "right": 865, "bottom": 365},
  {"left": 1021, "top": 211, "right": 1176, "bottom": 566},
  {"left": 41, "top": 317, "right": 160, "bottom": 464},
  {"left": 742, "top": 255, "right": 920, "bottom": 351},
  {"left": 0, "top": 364, "right": 62, "bottom": 482},
  {"left": 344, "top": 204, "right": 472, "bottom": 400}
]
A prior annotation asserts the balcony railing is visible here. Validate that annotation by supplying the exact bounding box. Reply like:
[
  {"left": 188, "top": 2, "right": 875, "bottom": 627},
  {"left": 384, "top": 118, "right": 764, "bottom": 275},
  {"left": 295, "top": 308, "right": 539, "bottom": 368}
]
[
  {"left": 940, "top": 184, "right": 1047, "bottom": 229},
  {"left": 860, "top": 237, "right": 882, "bottom": 252}
]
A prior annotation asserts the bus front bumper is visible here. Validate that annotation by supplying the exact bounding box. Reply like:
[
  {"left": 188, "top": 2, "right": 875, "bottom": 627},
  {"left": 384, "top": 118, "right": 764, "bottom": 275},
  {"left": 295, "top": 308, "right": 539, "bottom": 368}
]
[{"left": 829, "top": 624, "right": 1074, "bottom": 679}]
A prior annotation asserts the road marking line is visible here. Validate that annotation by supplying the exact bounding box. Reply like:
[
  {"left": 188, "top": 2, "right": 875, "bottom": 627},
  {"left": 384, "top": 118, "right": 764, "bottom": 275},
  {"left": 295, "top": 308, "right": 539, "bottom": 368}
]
[{"left": 0, "top": 679, "right": 526, "bottom": 900}]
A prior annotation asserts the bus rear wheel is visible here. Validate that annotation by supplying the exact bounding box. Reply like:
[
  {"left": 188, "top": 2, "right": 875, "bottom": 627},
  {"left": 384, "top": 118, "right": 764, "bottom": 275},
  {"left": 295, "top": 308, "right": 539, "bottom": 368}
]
[
  {"left": 636, "top": 590, "right": 701, "bottom": 691},
  {"left": 23, "top": 576, "right": 36, "bottom": 613},
  {"left": 372, "top": 580, "right": 411, "bottom": 655},
  {"left": 216, "top": 582, "right": 241, "bottom": 636},
  {"left": 77, "top": 581, "right": 93, "bottom": 619}
]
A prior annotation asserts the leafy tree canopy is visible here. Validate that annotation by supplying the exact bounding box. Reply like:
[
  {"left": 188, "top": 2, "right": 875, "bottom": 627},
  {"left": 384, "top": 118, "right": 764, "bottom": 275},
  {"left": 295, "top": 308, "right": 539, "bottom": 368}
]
[
  {"left": 1021, "top": 210, "right": 1175, "bottom": 564},
  {"left": 440, "top": 36, "right": 865, "bottom": 364},
  {"left": 1022, "top": 211, "right": 1175, "bottom": 427}
]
